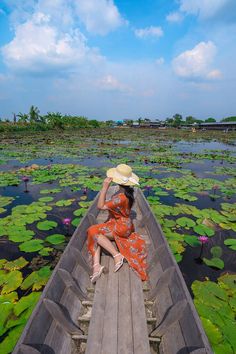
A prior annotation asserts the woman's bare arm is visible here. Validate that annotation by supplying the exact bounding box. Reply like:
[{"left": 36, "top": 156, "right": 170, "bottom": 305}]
[{"left": 97, "top": 177, "right": 113, "bottom": 209}]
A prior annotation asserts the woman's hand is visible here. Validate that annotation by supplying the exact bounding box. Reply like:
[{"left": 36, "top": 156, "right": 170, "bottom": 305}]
[{"left": 102, "top": 177, "right": 113, "bottom": 189}]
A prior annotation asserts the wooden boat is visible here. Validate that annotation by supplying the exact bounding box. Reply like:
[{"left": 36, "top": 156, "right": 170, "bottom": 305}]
[{"left": 13, "top": 186, "right": 213, "bottom": 354}]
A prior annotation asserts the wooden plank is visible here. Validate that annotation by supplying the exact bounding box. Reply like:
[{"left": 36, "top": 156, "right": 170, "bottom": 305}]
[
  {"left": 150, "top": 299, "right": 188, "bottom": 337},
  {"left": 85, "top": 256, "right": 109, "bottom": 354},
  {"left": 101, "top": 256, "right": 119, "bottom": 354},
  {"left": 130, "top": 269, "right": 151, "bottom": 354},
  {"left": 117, "top": 263, "right": 133, "bottom": 354}
]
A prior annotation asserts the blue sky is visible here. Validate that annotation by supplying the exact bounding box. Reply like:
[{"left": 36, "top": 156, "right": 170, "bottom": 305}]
[{"left": 0, "top": 0, "right": 236, "bottom": 121}]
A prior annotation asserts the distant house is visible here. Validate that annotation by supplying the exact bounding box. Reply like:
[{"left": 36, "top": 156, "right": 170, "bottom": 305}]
[
  {"left": 131, "top": 121, "right": 165, "bottom": 128},
  {"left": 195, "top": 122, "right": 236, "bottom": 131}
]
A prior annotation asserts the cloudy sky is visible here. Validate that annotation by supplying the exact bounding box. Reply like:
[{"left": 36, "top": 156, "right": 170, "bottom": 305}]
[{"left": 0, "top": 0, "right": 236, "bottom": 121}]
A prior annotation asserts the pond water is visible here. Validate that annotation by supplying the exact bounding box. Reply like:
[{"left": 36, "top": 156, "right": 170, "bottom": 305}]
[{"left": 0, "top": 129, "right": 236, "bottom": 353}]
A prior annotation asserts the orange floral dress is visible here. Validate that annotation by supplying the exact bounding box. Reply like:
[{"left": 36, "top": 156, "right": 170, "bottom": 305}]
[{"left": 87, "top": 192, "right": 148, "bottom": 281}]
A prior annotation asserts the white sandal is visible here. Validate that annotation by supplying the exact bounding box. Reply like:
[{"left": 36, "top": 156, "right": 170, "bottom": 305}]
[
  {"left": 113, "top": 253, "right": 124, "bottom": 272},
  {"left": 90, "top": 263, "right": 105, "bottom": 284}
]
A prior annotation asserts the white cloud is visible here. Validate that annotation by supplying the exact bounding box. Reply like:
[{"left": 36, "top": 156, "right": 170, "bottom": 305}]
[
  {"left": 166, "top": 11, "right": 183, "bottom": 23},
  {"left": 179, "top": 0, "right": 230, "bottom": 19},
  {"left": 75, "top": 0, "right": 125, "bottom": 35},
  {"left": 1, "top": 12, "right": 90, "bottom": 71},
  {"left": 97, "top": 74, "right": 132, "bottom": 93},
  {"left": 134, "top": 26, "right": 163, "bottom": 39},
  {"left": 172, "top": 41, "right": 222, "bottom": 80},
  {"left": 207, "top": 69, "right": 222, "bottom": 79}
]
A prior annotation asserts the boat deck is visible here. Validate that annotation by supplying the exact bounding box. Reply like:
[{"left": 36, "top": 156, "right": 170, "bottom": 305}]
[{"left": 13, "top": 186, "right": 212, "bottom": 354}]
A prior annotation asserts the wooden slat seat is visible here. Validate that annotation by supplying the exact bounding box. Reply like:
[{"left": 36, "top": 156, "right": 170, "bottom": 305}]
[{"left": 85, "top": 254, "right": 151, "bottom": 354}]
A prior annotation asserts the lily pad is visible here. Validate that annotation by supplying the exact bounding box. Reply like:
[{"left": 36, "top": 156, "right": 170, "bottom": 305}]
[
  {"left": 38, "top": 196, "right": 54, "bottom": 202},
  {"left": 45, "top": 234, "right": 66, "bottom": 245},
  {"left": 176, "top": 217, "right": 195, "bottom": 228},
  {"left": 37, "top": 220, "right": 57, "bottom": 231},
  {"left": 19, "top": 239, "right": 44, "bottom": 253},
  {"left": 21, "top": 266, "right": 52, "bottom": 291},
  {"left": 193, "top": 224, "right": 215, "bottom": 237},
  {"left": 55, "top": 199, "right": 75, "bottom": 207},
  {"left": 224, "top": 239, "right": 236, "bottom": 251}
]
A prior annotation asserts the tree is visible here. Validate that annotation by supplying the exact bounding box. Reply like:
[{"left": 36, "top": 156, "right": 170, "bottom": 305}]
[
  {"left": 105, "top": 120, "right": 114, "bottom": 127},
  {"left": 89, "top": 119, "right": 100, "bottom": 128},
  {"left": 17, "top": 112, "right": 29, "bottom": 123},
  {"left": 29, "top": 105, "right": 40, "bottom": 123},
  {"left": 185, "top": 116, "right": 196, "bottom": 124},
  {"left": 221, "top": 116, "right": 236, "bottom": 122},
  {"left": 205, "top": 117, "right": 216, "bottom": 123},
  {"left": 138, "top": 117, "right": 143, "bottom": 124},
  {"left": 172, "top": 113, "right": 183, "bottom": 127},
  {"left": 44, "top": 112, "right": 64, "bottom": 129}
]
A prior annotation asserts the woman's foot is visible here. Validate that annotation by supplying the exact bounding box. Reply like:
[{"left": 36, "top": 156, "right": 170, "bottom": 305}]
[
  {"left": 113, "top": 253, "right": 124, "bottom": 272},
  {"left": 90, "top": 263, "right": 104, "bottom": 284}
]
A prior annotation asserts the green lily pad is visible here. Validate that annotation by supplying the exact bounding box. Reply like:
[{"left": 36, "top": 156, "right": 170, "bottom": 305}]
[
  {"left": 193, "top": 224, "right": 215, "bottom": 237},
  {"left": 176, "top": 217, "right": 196, "bottom": 228},
  {"left": 73, "top": 208, "right": 86, "bottom": 217},
  {"left": 72, "top": 217, "right": 81, "bottom": 227},
  {"left": 14, "top": 292, "right": 41, "bottom": 316},
  {"left": 224, "top": 239, "right": 236, "bottom": 251},
  {"left": 0, "top": 324, "right": 25, "bottom": 354},
  {"left": 38, "top": 196, "right": 54, "bottom": 202},
  {"left": 8, "top": 229, "right": 35, "bottom": 243},
  {"left": 203, "top": 257, "right": 224, "bottom": 270},
  {"left": 37, "top": 220, "right": 57, "bottom": 231},
  {"left": 55, "top": 199, "right": 74, "bottom": 207},
  {"left": 0, "top": 270, "right": 23, "bottom": 294},
  {"left": 3, "top": 257, "right": 28, "bottom": 271},
  {"left": 39, "top": 247, "right": 53, "bottom": 256},
  {"left": 19, "top": 239, "right": 44, "bottom": 253},
  {"left": 21, "top": 266, "right": 52, "bottom": 291},
  {"left": 40, "top": 188, "right": 62, "bottom": 194},
  {"left": 184, "top": 235, "right": 201, "bottom": 247},
  {"left": 45, "top": 234, "right": 66, "bottom": 245}
]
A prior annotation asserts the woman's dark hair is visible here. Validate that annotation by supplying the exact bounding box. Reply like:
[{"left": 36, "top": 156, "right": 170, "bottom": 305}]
[{"left": 118, "top": 185, "right": 134, "bottom": 208}]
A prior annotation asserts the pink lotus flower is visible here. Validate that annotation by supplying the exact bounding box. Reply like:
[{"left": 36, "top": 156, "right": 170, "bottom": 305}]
[
  {"left": 212, "top": 185, "right": 219, "bottom": 190},
  {"left": 198, "top": 236, "right": 209, "bottom": 244},
  {"left": 22, "top": 176, "right": 29, "bottom": 182},
  {"left": 62, "top": 218, "right": 71, "bottom": 225}
]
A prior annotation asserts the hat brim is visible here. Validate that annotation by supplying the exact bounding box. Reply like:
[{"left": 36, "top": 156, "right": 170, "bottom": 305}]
[{"left": 106, "top": 167, "right": 139, "bottom": 186}]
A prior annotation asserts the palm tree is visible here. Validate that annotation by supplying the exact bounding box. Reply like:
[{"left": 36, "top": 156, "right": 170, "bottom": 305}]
[
  {"left": 17, "top": 112, "right": 29, "bottom": 123},
  {"left": 29, "top": 105, "right": 40, "bottom": 123}
]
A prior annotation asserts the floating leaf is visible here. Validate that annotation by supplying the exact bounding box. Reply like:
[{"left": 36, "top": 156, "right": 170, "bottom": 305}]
[
  {"left": 184, "top": 235, "right": 201, "bottom": 247},
  {"left": 203, "top": 257, "right": 224, "bottom": 270},
  {"left": 224, "top": 239, "right": 236, "bottom": 251},
  {"left": 211, "top": 246, "right": 222, "bottom": 258},
  {"left": 0, "top": 270, "right": 23, "bottom": 294},
  {"left": 176, "top": 217, "right": 195, "bottom": 228},
  {"left": 73, "top": 208, "right": 86, "bottom": 217},
  {"left": 72, "top": 217, "right": 81, "bottom": 227},
  {"left": 55, "top": 198, "right": 75, "bottom": 207},
  {"left": 39, "top": 247, "right": 53, "bottom": 256},
  {"left": 0, "top": 324, "right": 25, "bottom": 354},
  {"left": 193, "top": 224, "right": 215, "bottom": 237},
  {"left": 3, "top": 257, "right": 28, "bottom": 271},
  {"left": 38, "top": 196, "right": 54, "bottom": 202},
  {"left": 21, "top": 266, "right": 51, "bottom": 292},
  {"left": 201, "top": 317, "right": 223, "bottom": 345},
  {"left": 19, "top": 239, "right": 44, "bottom": 253},
  {"left": 37, "top": 220, "right": 57, "bottom": 231},
  {"left": 45, "top": 234, "right": 65, "bottom": 245},
  {"left": 14, "top": 292, "right": 42, "bottom": 316}
]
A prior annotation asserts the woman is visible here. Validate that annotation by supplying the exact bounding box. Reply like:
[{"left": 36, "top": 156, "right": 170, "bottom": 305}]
[{"left": 87, "top": 164, "right": 148, "bottom": 284}]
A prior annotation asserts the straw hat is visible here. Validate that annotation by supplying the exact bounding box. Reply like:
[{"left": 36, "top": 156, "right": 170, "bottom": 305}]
[{"left": 106, "top": 164, "right": 139, "bottom": 186}]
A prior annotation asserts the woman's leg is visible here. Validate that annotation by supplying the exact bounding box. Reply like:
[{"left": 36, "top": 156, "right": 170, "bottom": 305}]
[{"left": 96, "top": 234, "right": 123, "bottom": 265}]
